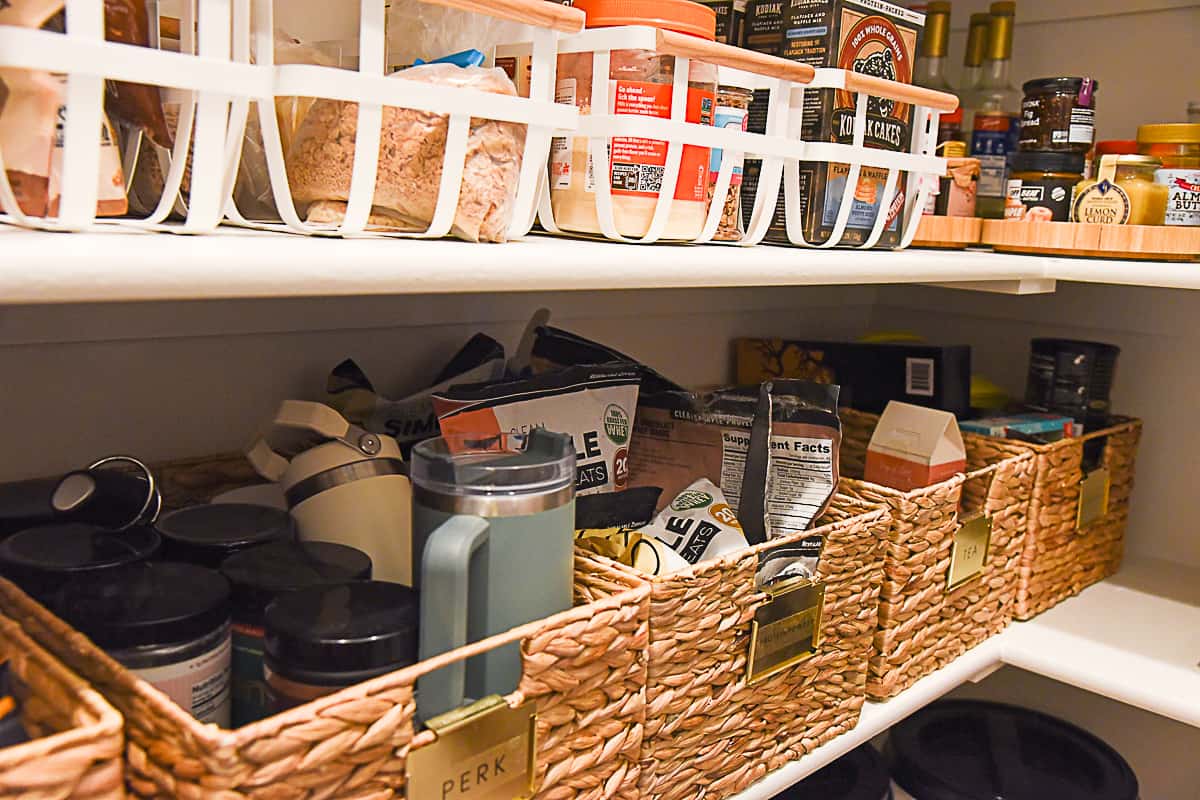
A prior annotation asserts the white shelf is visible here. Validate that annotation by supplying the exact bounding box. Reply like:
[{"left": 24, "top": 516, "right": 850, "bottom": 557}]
[
  {"left": 0, "top": 226, "right": 1197, "bottom": 305},
  {"left": 728, "top": 556, "right": 1200, "bottom": 799}
]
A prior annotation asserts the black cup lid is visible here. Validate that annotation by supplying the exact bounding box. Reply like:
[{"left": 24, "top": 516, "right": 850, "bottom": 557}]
[
  {"left": 1011, "top": 150, "right": 1086, "bottom": 176},
  {"left": 54, "top": 562, "right": 231, "bottom": 651},
  {"left": 773, "top": 745, "right": 890, "bottom": 800},
  {"left": 1023, "top": 76, "right": 1099, "bottom": 96},
  {"left": 220, "top": 541, "right": 373, "bottom": 622},
  {"left": 157, "top": 504, "right": 293, "bottom": 566},
  {"left": 0, "top": 523, "right": 160, "bottom": 574},
  {"left": 888, "top": 700, "right": 1138, "bottom": 800},
  {"left": 264, "top": 581, "right": 419, "bottom": 684}
]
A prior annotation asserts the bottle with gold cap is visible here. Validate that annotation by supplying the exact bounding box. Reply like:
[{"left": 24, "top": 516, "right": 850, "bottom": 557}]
[
  {"left": 914, "top": 2, "right": 954, "bottom": 92},
  {"left": 970, "top": 2, "right": 1021, "bottom": 218},
  {"left": 960, "top": 12, "right": 990, "bottom": 100}
]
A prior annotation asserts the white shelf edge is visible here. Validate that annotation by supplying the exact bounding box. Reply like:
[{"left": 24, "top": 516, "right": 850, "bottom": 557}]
[
  {"left": 727, "top": 557, "right": 1200, "bottom": 799},
  {"left": 0, "top": 227, "right": 1197, "bottom": 305}
]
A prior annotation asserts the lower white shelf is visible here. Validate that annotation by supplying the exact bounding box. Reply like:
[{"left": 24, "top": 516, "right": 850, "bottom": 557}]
[{"left": 727, "top": 556, "right": 1200, "bottom": 799}]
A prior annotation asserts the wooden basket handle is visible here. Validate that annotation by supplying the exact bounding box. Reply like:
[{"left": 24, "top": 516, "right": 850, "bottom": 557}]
[
  {"left": 843, "top": 72, "right": 959, "bottom": 112},
  {"left": 656, "top": 29, "right": 816, "bottom": 83},
  {"left": 416, "top": 0, "right": 586, "bottom": 34}
]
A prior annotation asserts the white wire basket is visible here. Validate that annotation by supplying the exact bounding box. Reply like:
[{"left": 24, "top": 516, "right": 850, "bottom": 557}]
[{"left": 535, "top": 24, "right": 958, "bottom": 248}]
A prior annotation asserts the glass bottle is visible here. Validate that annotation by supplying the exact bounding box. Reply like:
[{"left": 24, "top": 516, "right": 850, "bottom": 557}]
[
  {"left": 960, "top": 12, "right": 990, "bottom": 102},
  {"left": 914, "top": 2, "right": 954, "bottom": 92},
  {"left": 970, "top": 2, "right": 1021, "bottom": 218}
]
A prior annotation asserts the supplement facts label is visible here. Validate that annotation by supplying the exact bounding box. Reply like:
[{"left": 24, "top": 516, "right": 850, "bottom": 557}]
[{"left": 763, "top": 435, "right": 835, "bottom": 537}]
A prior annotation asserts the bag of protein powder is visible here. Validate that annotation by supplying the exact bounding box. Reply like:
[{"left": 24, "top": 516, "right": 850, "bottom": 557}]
[
  {"left": 432, "top": 363, "right": 641, "bottom": 495},
  {"left": 327, "top": 333, "right": 506, "bottom": 456},
  {"left": 525, "top": 323, "right": 683, "bottom": 395},
  {"left": 637, "top": 479, "right": 750, "bottom": 575},
  {"left": 575, "top": 486, "right": 662, "bottom": 566}
]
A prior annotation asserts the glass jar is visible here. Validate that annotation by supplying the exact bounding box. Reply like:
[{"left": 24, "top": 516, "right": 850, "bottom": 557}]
[
  {"left": 550, "top": 0, "right": 719, "bottom": 240},
  {"left": 1005, "top": 151, "right": 1086, "bottom": 222},
  {"left": 1019, "top": 77, "right": 1098, "bottom": 153},
  {"left": 1072, "top": 155, "right": 1168, "bottom": 226},
  {"left": 711, "top": 84, "right": 754, "bottom": 241},
  {"left": 1137, "top": 123, "right": 1200, "bottom": 227}
]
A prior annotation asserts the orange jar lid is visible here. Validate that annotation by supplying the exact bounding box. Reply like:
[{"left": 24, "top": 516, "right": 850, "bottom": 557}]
[
  {"left": 1095, "top": 140, "right": 1138, "bottom": 157},
  {"left": 573, "top": 0, "right": 717, "bottom": 40}
]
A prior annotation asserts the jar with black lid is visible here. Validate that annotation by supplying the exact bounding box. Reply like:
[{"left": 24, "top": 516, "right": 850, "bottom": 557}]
[
  {"left": 157, "top": 503, "right": 293, "bottom": 568},
  {"left": 54, "top": 562, "right": 233, "bottom": 727},
  {"left": 1020, "top": 77, "right": 1098, "bottom": 153},
  {"left": 220, "top": 541, "right": 372, "bottom": 727},
  {"left": 0, "top": 522, "right": 160, "bottom": 603},
  {"left": 1005, "top": 151, "right": 1086, "bottom": 222},
  {"left": 263, "top": 581, "right": 418, "bottom": 714}
]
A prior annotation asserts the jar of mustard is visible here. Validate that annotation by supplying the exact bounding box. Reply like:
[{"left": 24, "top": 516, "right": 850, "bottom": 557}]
[
  {"left": 1072, "top": 155, "right": 1168, "bottom": 226},
  {"left": 1137, "top": 123, "right": 1200, "bottom": 227}
]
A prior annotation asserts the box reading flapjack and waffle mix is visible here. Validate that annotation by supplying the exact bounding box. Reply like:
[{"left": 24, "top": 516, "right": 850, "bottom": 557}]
[{"left": 745, "top": 0, "right": 924, "bottom": 247}]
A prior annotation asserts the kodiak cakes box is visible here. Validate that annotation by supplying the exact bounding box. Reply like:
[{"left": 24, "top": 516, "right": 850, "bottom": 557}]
[{"left": 769, "top": 0, "right": 924, "bottom": 247}]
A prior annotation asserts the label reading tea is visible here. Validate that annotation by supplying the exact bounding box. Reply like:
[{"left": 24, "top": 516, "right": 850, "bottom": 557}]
[
  {"left": 947, "top": 515, "right": 992, "bottom": 591},
  {"left": 407, "top": 698, "right": 535, "bottom": 800},
  {"left": 747, "top": 578, "right": 825, "bottom": 684}
]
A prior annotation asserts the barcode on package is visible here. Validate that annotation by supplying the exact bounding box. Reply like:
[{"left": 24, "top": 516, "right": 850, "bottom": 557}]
[{"left": 906, "top": 358, "right": 935, "bottom": 397}]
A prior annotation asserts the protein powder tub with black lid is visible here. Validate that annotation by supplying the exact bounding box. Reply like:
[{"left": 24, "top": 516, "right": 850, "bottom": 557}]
[
  {"left": 157, "top": 503, "right": 294, "bottom": 568},
  {"left": 54, "top": 562, "right": 233, "bottom": 727},
  {"left": 771, "top": 744, "right": 891, "bottom": 799},
  {"left": 263, "top": 581, "right": 419, "bottom": 713},
  {"left": 0, "top": 522, "right": 160, "bottom": 603},
  {"left": 220, "top": 541, "right": 372, "bottom": 727},
  {"left": 1019, "top": 77, "right": 1098, "bottom": 153},
  {"left": 886, "top": 700, "right": 1138, "bottom": 800},
  {"left": 1005, "top": 151, "right": 1086, "bottom": 222}
]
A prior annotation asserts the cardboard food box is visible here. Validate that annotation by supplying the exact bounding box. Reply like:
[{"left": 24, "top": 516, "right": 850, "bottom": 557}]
[
  {"left": 763, "top": 0, "right": 925, "bottom": 247},
  {"left": 739, "top": 0, "right": 786, "bottom": 230},
  {"left": 864, "top": 402, "right": 966, "bottom": 491},
  {"left": 699, "top": 0, "right": 747, "bottom": 45},
  {"left": 735, "top": 339, "right": 972, "bottom": 418}
]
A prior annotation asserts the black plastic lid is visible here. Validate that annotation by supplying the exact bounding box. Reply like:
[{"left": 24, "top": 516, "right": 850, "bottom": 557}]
[
  {"left": 1023, "top": 76, "right": 1099, "bottom": 96},
  {"left": 54, "top": 562, "right": 231, "bottom": 651},
  {"left": 0, "top": 523, "right": 160, "bottom": 598},
  {"left": 220, "top": 541, "right": 373, "bottom": 625},
  {"left": 888, "top": 700, "right": 1138, "bottom": 800},
  {"left": 1011, "top": 151, "right": 1087, "bottom": 176},
  {"left": 773, "top": 745, "right": 890, "bottom": 800},
  {"left": 157, "top": 504, "right": 293, "bottom": 567},
  {"left": 264, "top": 581, "right": 419, "bottom": 685}
]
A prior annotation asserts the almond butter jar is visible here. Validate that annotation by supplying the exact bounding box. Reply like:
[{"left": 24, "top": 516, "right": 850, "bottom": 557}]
[{"left": 550, "top": 0, "right": 718, "bottom": 240}]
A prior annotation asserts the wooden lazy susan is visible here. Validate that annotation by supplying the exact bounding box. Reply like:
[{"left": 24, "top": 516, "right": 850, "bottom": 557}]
[
  {"left": 912, "top": 215, "right": 984, "bottom": 249},
  {"left": 981, "top": 220, "right": 1200, "bottom": 262}
]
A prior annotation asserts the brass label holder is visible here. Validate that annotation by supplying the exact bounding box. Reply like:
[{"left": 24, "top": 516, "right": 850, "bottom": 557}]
[
  {"left": 1077, "top": 467, "right": 1111, "bottom": 529},
  {"left": 947, "top": 514, "right": 993, "bottom": 592},
  {"left": 746, "top": 578, "right": 826, "bottom": 685},
  {"left": 406, "top": 695, "right": 536, "bottom": 800}
]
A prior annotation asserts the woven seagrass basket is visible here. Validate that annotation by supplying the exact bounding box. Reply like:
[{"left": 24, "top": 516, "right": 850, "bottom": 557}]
[
  {"left": 597, "top": 494, "right": 890, "bottom": 800},
  {"left": 0, "top": 608, "right": 125, "bottom": 800},
  {"left": 2, "top": 453, "right": 651, "bottom": 800},
  {"left": 838, "top": 409, "right": 1036, "bottom": 700},
  {"left": 963, "top": 418, "right": 1142, "bottom": 620}
]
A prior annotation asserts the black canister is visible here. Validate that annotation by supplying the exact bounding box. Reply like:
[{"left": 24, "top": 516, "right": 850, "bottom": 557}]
[
  {"left": 772, "top": 745, "right": 891, "bottom": 799},
  {"left": 54, "top": 562, "right": 233, "bottom": 727},
  {"left": 157, "top": 503, "right": 293, "bottom": 568},
  {"left": 263, "top": 581, "right": 418, "bottom": 713},
  {"left": 1025, "top": 338, "right": 1121, "bottom": 433},
  {"left": 0, "top": 522, "right": 160, "bottom": 602},
  {"left": 887, "top": 700, "right": 1138, "bottom": 800},
  {"left": 220, "top": 541, "right": 372, "bottom": 727}
]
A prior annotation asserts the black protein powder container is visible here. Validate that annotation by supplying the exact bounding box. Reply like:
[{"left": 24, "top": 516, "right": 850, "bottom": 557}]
[
  {"left": 54, "top": 562, "right": 233, "bottom": 728},
  {"left": 263, "top": 581, "right": 418, "bottom": 714},
  {"left": 220, "top": 541, "right": 372, "bottom": 727},
  {"left": 1025, "top": 338, "right": 1120, "bottom": 432},
  {"left": 157, "top": 503, "right": 294, "bottom": 568},
  {"left": 0, "top": 522, "right": 160, "bottom": 603},
  {"left": 772, "top": 745, "right": 891, "bottom": 799},
  {"left": 886, "top": 700, "right": 1138, "bottom": 800}
]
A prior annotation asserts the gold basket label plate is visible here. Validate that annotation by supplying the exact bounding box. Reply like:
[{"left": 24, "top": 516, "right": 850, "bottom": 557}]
[
  {"left": 746, "top": 578, "right": 825, "bottom": 685},
  {"left": 947, "top": 514, "right": 993, "bottom": 591}
]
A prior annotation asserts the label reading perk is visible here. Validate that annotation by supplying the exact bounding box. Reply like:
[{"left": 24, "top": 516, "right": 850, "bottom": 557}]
[
  {"left": 747, "top": 578, "right": 825, "bottom": 684},
  {"left": 1077, "top": 467, "right": 1111, "bottom": 529},
  {"left": 947, "top": 514, "right": 992, "bottom": 591},
  {"left": 407, "top": 698, "right": 535, "bottom": 800}
]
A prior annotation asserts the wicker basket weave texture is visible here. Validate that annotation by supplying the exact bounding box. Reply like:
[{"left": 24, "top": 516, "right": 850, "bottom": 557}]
[
  {"left": 0, "top": 549, "right": 650, "bottom": 800},
  {"left": 837, "top": 409, "right": 1035, "bottom": 700},
  {"left": 631, "top": 496, "right": 889, "bottom": 800},
  {"left": 0, "top": 612, "right": 125, "bottom": 800}
]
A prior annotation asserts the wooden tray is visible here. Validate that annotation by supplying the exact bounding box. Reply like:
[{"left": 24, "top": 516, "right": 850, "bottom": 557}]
[
  {"left": 913, "top": 215, "right": 984, "bottom": 249},
  {"left": 981, "top": 220, "right": 1200, "bottom": 261}
]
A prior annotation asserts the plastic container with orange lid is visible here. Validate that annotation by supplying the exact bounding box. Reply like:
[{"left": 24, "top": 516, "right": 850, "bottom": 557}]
[{"left": 549, "top": 0, "right": 719, "bottom": 240}]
